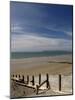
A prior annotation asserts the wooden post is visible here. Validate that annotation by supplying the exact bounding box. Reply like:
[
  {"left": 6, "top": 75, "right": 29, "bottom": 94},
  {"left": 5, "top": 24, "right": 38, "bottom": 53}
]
[
  {"left": 46, "top": 73, "right": 49, "bottom": 88},
  {"left": 36, "top": 85, "right": 38, "bottom": 94},
  {"left": 19, "top": 74, "right": 20, "bottom": 79},
  {"left": 16, "top": 75, "right": 17, "bottom": 77},
  {"left": 39, "top": 74, "right": 41, "bottom": 85},
  {"left": 22, "top": 75, "right": 24, "bottom": 82},
  {"left": 59, "top": 74, "right": 61, "bottom": 91},
  {"left": 27, "top": 75, "right": 29, "bottom": 84},
  {"left": 46, "top": 73, "right": 50, "bottom": 89},
  {"left": 30, "top": 75, "right": 35, "bottom": 85},
  {"left": 13, "top": 75, "right": 14, "bottom": 77}
]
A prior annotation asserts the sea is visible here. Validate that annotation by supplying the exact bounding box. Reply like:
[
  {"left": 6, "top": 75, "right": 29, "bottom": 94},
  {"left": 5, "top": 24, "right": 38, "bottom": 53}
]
[{"left": 11, "top": 50, "right": 72, "bottom": 59}]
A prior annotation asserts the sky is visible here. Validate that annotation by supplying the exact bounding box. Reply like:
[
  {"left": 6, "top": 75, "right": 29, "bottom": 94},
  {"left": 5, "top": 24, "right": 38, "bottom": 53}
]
[{"left": 10, "top": 1, "right": 73, "bottom": 52}]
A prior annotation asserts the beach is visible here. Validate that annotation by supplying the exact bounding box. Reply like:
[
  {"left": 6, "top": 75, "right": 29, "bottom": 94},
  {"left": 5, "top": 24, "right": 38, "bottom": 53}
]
[
  {"left": 10, "top": 54, "right": 72, "bottom": 75},
  {"left": 10, "top": 54, "right": 73, "bottom": 98}
]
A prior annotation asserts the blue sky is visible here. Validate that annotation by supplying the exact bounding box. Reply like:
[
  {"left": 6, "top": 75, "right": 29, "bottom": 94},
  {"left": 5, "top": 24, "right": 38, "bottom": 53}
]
[{"left": 10, "top": 2, "right": 73, "bottom": 52}]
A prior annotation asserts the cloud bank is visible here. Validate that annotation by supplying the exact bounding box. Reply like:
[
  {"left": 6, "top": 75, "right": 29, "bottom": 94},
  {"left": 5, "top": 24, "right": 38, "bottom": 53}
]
[{"left": 11, "top": 34, "right": 72, "bottom": 52}]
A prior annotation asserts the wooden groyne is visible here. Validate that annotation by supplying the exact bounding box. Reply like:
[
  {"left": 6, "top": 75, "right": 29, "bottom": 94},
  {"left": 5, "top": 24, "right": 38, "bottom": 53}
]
[{"left": 11, "top": 73, "right": 63, "bottom": 94}]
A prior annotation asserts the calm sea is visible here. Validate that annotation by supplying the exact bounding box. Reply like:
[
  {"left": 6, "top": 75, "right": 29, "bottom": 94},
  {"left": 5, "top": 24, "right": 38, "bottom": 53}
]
[{"left": 11, "top": 51, "right": 72, "bottom": 59}]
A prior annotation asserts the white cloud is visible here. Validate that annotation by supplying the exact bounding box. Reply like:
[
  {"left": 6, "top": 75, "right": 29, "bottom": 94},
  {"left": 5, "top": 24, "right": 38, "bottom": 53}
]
[
  {"left": 46, "top": 25, "right": 72, "bottom": 36},
  {"left": 11, "top": 23, "right": 72, "bottom": 52},
  {"left": 11, "top": 34, "right": 72, "bottom": 52},
  {"left": 65, "top": 32, "right": 72, "bottom": 36}
]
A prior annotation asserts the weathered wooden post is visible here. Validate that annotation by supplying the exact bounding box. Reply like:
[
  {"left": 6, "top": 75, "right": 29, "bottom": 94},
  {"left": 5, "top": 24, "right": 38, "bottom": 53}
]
[
  {"left": 46, "top": 73, "right": 49, "bottom": 88},
  {"left": 19, "top": 74, "right": 20, "bottom": 79},
  {"left": 39, "top": 74, "right": 41, "bottom": 85},
  {"left": 27, "top": 75, "right": 29, "bottom": 84},
  {"left": 16, "top": 75, "right": 17, "bottom": 77},
  {"left": 22, "top": 75, "right": 24, "bottom": 82},
  {"left": 13, "top": 74, "right": 14, "bottom": 77},
  {"left": 59, "top": 74, "right": 61, "bottom": 91},
  {"left": 36, "top": 85, "right": 38, "bottom": 94},
  {"left": 31, "top": 75, "right": 35, "bottom": 86},
  {"left": 46, "top": 73, "right": 50, "bottom": 89}
]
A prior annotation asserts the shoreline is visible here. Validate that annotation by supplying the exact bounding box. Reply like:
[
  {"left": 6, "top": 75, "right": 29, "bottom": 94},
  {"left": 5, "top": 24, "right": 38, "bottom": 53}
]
[
  {"left": 11, "top": 54, "right": 72, "bottom": 60},
  {"left": 10, "top": 54, "right": 72, "bottom": 63}
]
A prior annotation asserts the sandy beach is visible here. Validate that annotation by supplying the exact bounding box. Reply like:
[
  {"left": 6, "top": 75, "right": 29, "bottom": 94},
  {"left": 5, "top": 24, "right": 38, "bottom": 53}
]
[
  {"left": 10, "top": 54, "right": 72, "bottom": 75},
  {"left": 10, "top": 54, "right": 73, "bottom": 98}
]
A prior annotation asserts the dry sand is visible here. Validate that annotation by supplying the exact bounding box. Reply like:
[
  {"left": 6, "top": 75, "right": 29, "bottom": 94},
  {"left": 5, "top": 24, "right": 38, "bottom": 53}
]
[{"left": 10, "top": 54, "right": 72, "bottom": 75}]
